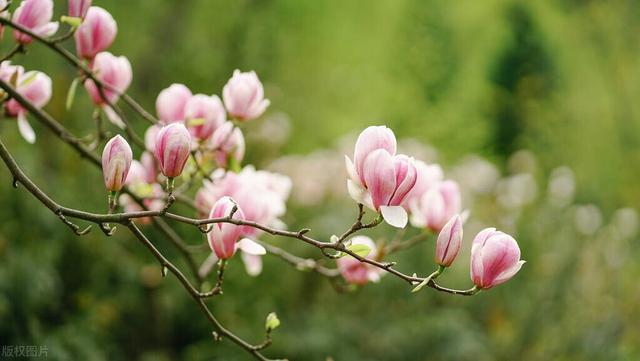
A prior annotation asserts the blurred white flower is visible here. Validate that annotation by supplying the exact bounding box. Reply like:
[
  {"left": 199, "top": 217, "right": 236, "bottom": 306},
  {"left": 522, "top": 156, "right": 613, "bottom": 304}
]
[
  {"left": 547, "top": 166, "right": 575, "bottom": 208},
  {"left": 574, "top": 204, "right": 603, "bottom": 236}
]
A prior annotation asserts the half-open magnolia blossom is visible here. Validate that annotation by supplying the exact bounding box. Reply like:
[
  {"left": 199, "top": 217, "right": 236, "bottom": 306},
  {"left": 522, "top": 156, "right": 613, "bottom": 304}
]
[
  {"left": 101, "top": 135, "right": 132, "bottom": 192},
  {"left": 345, "top": 126, "right": 417, "bottom": 228},
  {"left": 84, "top": 51, "right": 132, "bottom": 127},
  {"left": 156, "top": 83, "right": 192, "bottom": 124},
  {"left": 435, "top": 214, "right": 463, "bottom": 267},
  {"left": 154, "top": 122, "right": 191, "bottom": 178},
  {"left": 470, "top": 228, "right": 525, "bottom": 289},
  {"left": 74, "top": 6, "right": 117, "bottom": 60},
  {"left": 207, "top": 196, "right": 245, "bottom": 260},
  {"left": 209, "top": 121, "right": 245, "bottom": 168},
  {"left": 222, "top": 70, "right": 270, "bottom": 121},
  {"left": 196, "top": 166, "right": 291, "bottom": 238},
  {"left": 337, "top": 236, "right": 383, "bottom": 285},
  {"left": 185, "top": 94, "right": 226, "bottom": 141},
  {"left": 410, "top": 180, "right": 462, "bottom": 232},
  {"left": 3, "top": 67, "right": 52, "bottom": 144},
  {"left": 68, "top": 0, "right": 92, "bottom": 19},
  {"left": 12, "top": 0, "right": 59, "bottom": 44}
]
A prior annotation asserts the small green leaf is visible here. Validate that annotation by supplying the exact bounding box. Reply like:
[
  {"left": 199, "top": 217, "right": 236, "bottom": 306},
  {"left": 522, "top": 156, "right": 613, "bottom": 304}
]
[
  {"left": 60, "top": 15, "right": 82, "bottom": 27},
  {"left": 19, "top": 71, "right": 38, "bottom": 87},
  {"left": 330, "top": 235, "right": 339, "bottom": 243},
  {"left": 161, "top": 266, "right": 168, "bottom": 277},
  {"left": 186, "top": 117, "right": 206, "bottom": 127},
  {"left": 66, "top": 78, "right": 79, "bottom": 110},
  {"left": 265, "top": 312, "right": 280, "bottom": 332},
  {"left": 347, "top": 243, "right": 371, "bottom": 258}
]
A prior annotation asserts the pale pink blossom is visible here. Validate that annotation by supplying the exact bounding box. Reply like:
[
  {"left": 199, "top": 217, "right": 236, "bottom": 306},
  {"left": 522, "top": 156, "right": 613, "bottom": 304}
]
[
  {"left": 185, "top": 94, "right": 226, "bottom": 141},
  {"left": 84, "top": 52, "right": 132, "bottom": 127},
  {"left": 12, "top": 0, "right": 58, "bottom": 44},
  {"left": 409, "top": 180, "right": 461, "bottom": 232},
  {"left": 119, "top": 184, "right": 164, "bottom": 225},
  {"left": 222, "top": 70, "right": 270, "bottom": 121},
  {"left": 207, "top": 196, "right": 245, "bottom": 260},
  {"left": 470, "top": 228, "right": 525, "bottom": 289},
  {"left": 154, "top": 122, "right": 191, "bottom": 178},
  {"left": 345, "top": 126, "right": 417, "bottom": 228},
  {"left": 4, "top": 68, "right": 51, "bottom": 143},
  {"left": 101, "top": 135, "right": 132, "bottom": 192},
  {"left": 209, "top": 121, "right": 245, "bottom": 168},
  {"left": 156, "top": 83, "right": 191, "bottom": 124},
  {"left": 74, "top": 6, "right": 117, "bottom": 59}
]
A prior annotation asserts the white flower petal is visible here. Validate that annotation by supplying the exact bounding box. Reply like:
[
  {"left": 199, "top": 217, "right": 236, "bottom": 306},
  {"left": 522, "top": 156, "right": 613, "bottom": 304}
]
[{"left": 380, "top": 205, "right": 408, "bottom": 228}]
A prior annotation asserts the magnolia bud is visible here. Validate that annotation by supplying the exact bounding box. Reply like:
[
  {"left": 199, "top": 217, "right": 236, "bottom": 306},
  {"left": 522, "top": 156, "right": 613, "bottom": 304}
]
[
  {"left": 156, "top": 83, "right": 191, "bottom": 124},
  {"left": 470, "top": 228, "right": 525, "bottom": 289},
  {"left": 12, "top": 0, "right": 59, "bottom": 44},
  {"left": 74, "top": 6, "right": 117, "bottom": 59},
  {"left": 185, "top": 94, "right": 225, "bottom": 141},
  {"left": 84, "top": 51, "right": 132, "bottom": 106},
  {"left": 101, "top": 135, "right": 132, "bottom": 192},
  {"left": 210, "top": 121, "right": 245, "bottom": 168},
  {"left": 154, "top": 123, "right": 191, "bottom": 178},
  {"left": 435, "top": 214, "right": 463, "bottom": 267},
  {"left": 222, "top": 70, "right": 270, "bottom": 121},
  {"left": 207, "top": 197, "right": 245, "bottom": 260}
]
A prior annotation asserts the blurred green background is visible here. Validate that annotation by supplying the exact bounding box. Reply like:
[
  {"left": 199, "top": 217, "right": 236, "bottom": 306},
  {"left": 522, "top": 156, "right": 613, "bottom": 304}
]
[{"left": 1, "top": 0, "right": 640, "bottom": 360}]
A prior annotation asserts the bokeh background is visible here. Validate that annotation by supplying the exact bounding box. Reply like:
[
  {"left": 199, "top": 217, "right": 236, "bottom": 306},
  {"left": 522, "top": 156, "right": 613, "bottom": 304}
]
[{"left": 1, "top": 0, "right": 640, "bottom": 360}]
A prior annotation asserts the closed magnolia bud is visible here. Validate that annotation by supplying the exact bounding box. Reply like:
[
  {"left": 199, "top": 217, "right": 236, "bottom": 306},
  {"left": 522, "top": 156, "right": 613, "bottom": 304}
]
[
  {"left": 156, "top": 83, "right": 192, "bottom": 124},
  {"left": 210, "top": 121, "right": 245, "bottom": 168},
  {"left": 185, "top": 94, "right": 226, "bottom": 141},
  {"left": 102, "top": 135, "right": 132, "bottom": 192},
  {"left": 222, "top": 70, "right": 270, "bottom": 121},
  {"left": 435, "top": 214, "right": 463, "bottom": 267},
  {"left": 68, "top": 0, "right": 92, "bottom": 19},
  {"left": 154, "top": 122, "right": 191, "bottom": 178},
  {"left": 74, "top": 6, "right": 117, "bottom": 59},
  {"left": 470, "top": 228, "right": 525, "bottom": 289},
  {"left": 85, "top": 51, "right": 132, "bottom": 105},
  {"left": 207, "top": 196, "right": 245, "bottom": 260},
  {"left": 12, "top": 0, "right": 59, "bottom": 44},
  {"left": 4, "top": 70, "right": 52, "bottom": 144}
]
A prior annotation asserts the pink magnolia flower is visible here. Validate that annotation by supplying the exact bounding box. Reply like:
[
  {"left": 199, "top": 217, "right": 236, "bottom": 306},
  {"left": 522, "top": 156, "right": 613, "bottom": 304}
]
[
  {"left": 209, "top": 121, "right": 245, "bottom": 168},
  {"left": 337, "top": 236, "right": 383, "bottom": 285},
  {"left": 84, "top": 51, "right": 132, "bottom": 127},
  {"left": 185, "top": 94, "right": 226, "bottom": 141},
  {"left": 12, "top": 0, "right": 59, "bottom": 44},
  {"left": 222, "top": 70, "right": 270, "bottom": 121},
  {"left": 435, "top": 214, "right": 463, "bottom": 267},
  {"left": 207, "top": 196, "right": 245, "bottom": 260},
  {"left": 410, "top": 180, "right": 462, "bottom": 232},
  {"left": 154, "top": 123, "right": 191, "bottom": 178},
  {"left": 195, "top": 166, "right": 291, "bottom": 237},
  {"left": 68, "top": 0, "right": 92, "bottom": 19},
  {"left": 74, "top": 6, "right": 117, "bottom": 60},
  {"left": 404, "top": 159, "right": 443, "bottom": 207},
  {"left": 201, "top": 237, "right": 266, "bottom": 277},
  {"left": 156, "top": 83, "right": 191, "bottom": 124},
  {"left": 101, "top": 135, "right": 132, "bottom": 192},
  {"left": 470, "top": 228, "right": 525, "bottom": 289},
  {"left": 345, "top": 126, "right": 417, "bottom": 228},
  {"left": 3, "top": 67, "right": 51, "bottom": 144}
]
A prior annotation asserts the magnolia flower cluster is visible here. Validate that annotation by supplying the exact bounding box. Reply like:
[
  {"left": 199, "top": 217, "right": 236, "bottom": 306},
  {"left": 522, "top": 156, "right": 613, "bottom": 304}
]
[
  {"left": 196, "top": 166, "right": 292, "bottom": 275},
  {"left": 340, "top": 127, "right": 524, "bottom": 289}
]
